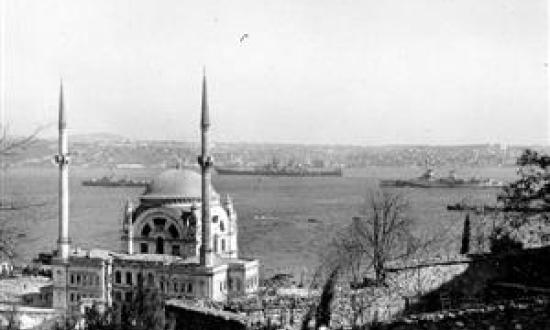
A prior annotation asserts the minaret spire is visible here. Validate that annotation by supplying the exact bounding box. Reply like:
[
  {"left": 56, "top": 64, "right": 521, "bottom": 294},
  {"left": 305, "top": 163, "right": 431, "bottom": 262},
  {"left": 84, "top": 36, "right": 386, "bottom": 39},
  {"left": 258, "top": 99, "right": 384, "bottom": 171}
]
[
  {"left": 55, "top": 79, "right": 70, "bottom": 261},
  {"left": 199, "top": 68, "right": 214, "bottom": 267},
  {"left": 201, "top": 67, "right": 210, "bottom": 129}
]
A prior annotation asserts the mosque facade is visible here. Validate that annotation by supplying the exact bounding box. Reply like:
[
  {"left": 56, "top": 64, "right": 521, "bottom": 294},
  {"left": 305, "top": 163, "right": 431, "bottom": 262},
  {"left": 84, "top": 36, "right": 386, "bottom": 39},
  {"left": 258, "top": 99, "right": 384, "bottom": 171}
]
[{"left": 49, "top": 73, "right": 260, "bottom": 313}]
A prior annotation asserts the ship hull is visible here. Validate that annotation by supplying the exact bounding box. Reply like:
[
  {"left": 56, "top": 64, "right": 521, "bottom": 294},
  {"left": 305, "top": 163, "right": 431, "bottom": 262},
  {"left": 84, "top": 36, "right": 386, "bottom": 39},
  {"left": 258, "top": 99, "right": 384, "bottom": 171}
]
[
  {"left": 82, "top": 182, "right": 149, "bottom": 187},
  {"left": 379, "top": 179, "right": 503, "bottom": 189},
  {"left": 215, "top": 167, "right": 343, "bottom": 177}
]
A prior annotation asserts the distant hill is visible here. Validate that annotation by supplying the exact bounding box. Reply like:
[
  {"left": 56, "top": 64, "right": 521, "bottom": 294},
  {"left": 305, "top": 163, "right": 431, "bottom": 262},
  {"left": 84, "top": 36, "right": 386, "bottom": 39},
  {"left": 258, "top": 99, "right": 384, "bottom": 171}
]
[{"left": 70, "top": 133, "right": 130, "bottom": 143}]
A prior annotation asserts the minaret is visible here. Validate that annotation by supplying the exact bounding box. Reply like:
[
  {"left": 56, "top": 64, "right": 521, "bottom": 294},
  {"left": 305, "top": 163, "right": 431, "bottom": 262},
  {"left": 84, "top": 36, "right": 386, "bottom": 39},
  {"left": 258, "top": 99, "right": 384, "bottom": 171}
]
[
  {"left": 125, "top": 200, "right": 134, "bottom": 254},
  {"left": 198, "top": 69, "right": 214, "bottom": 267},
  {"left": 54, "top": 80, "right": 70, "bottom": 261}
]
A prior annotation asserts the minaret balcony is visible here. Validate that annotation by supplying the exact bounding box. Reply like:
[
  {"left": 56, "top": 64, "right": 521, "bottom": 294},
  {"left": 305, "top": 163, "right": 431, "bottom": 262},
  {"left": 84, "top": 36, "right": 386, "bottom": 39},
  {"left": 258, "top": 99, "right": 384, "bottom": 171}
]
[
  {"left": 197, "top": 156, "right": 214, "bottom": 168},
  {"left": 54, "top": 154, "right": 71, "bottom": 165}
]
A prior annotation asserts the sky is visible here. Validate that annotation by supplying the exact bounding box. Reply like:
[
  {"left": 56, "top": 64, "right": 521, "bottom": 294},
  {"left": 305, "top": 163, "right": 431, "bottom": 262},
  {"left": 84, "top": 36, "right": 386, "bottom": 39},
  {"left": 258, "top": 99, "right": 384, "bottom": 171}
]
[{"left": 0, "top": 0, "right": 548, "bottom": 145}]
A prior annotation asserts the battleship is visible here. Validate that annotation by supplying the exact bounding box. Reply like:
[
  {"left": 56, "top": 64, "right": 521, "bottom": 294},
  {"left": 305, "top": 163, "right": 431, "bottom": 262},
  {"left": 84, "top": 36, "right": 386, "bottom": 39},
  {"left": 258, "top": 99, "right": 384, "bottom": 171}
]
[
  {"left": 379, "top": 168, "right": 504, "bottom": 189},
  {"left": 215, "top": 160, "right": 343, "bottom": 177},
  {"left": 81, "top": 176, "right": 150, "bottom": 187}
]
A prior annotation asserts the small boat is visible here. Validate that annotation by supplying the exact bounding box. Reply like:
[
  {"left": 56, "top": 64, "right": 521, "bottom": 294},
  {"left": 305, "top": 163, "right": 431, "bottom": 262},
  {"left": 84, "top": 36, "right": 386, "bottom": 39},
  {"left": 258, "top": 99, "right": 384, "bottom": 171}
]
[{"left": 253, "top": 214, "right": 279, "bottom": 221}]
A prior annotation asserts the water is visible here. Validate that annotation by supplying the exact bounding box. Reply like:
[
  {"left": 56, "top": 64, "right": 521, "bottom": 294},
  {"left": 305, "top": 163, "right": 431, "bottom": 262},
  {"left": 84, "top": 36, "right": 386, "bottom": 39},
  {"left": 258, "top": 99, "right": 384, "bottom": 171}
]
[{"left": 0, "top": 166, "right": 516, "bottom": 276}]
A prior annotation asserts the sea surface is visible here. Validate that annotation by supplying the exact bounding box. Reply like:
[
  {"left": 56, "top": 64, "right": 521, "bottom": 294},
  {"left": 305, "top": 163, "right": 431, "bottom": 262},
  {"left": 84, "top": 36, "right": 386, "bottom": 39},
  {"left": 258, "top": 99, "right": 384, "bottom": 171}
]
[{"left": 0, "top": 166, "right": 517, "bottom": 277}]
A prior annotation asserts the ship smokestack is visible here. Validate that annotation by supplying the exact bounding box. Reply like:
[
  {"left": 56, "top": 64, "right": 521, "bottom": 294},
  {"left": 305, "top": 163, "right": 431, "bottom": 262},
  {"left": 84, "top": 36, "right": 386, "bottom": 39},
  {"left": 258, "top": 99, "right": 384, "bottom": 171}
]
[
  {"left": 55, "top": 80, "right": 70, "bottom": 261},
  {"left": 199, "top": 68, "right": 214, "bottom": 267}
]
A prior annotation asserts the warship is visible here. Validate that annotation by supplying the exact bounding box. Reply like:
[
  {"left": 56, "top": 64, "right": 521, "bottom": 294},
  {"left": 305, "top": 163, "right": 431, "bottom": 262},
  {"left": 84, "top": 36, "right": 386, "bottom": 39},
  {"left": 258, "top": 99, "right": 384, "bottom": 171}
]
[
  {"left": 379, "top": 168, "right": 504, "bottom": 189},
  {"left": 215, "top": 159, "right": 343, "bottom": 177},
  {"left": 81, "top": 175, "right": 150, "bottom": 187}
]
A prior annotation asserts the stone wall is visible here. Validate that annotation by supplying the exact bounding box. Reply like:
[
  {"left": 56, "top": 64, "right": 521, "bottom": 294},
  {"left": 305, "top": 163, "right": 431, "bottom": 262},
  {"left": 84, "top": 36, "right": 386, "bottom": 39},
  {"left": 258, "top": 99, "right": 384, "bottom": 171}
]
[
  {"left": 383, "top": 298, "right": 550, "bottom": 330},
  {"left": 166, "top": 299, "right": 249, "bottom": 330}
]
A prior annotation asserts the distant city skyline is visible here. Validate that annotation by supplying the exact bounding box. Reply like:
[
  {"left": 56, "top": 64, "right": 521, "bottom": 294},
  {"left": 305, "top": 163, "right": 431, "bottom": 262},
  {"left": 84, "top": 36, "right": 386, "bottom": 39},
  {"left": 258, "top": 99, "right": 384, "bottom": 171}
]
[{"left": 1, "top": 0, "right": 548, "bottom": 146}]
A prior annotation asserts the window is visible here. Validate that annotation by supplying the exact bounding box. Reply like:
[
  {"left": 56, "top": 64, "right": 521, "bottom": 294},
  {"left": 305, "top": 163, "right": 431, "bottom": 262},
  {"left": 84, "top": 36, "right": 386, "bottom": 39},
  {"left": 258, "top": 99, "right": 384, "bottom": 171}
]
[
  {"left": 76, "top": 274, "right": 81, "bottom": 285},
  {"left": 169, "top": 225, "right": 179, "bottom": 239},
  {"left": 172, "top": 245, "right": 180, "bottom": 256},
  {"left": 70, "top": 274, "right": 75, "bottom": 284},
  {"left": 70, "top": 293, "right": 74, "bottom": 302},
  {"left": 156, "top": 237, "right": 164, "bottom": 254},
  {"left": 137, "top": 273, "right": 143, "bottom": 285},
  {"left": 125, "top": 291, "right": 132, "bottom": 302},
  {"left": 140, "top": 243, "right": 148, "bottom": 253},
  {"left": 96, "top": 276, "right": 100, "bottom": 286},
  {"left": 114, "top": 291, "right": 122, "bottom": 301},
  {"left": 173, "top": 282, "right": 178, "bottom": 292},
  {"left": 212, "top": 215, "right": 219, "bottom": 223},
  {"left": 148, "top": 273, "right": 154, "bottom": 286},
  {"left": 115, "top": 271, "right": 121, "bottom": 284},
  {"left": 228, "top": 278, "right": 232, "bottom": 290},
  {"left": 141, "top": 224, "right": 152, "bottom": 237},
  {"left": 153, "top": 218, "right": 166, "bottom": 232},
  {"left": 221, "top": 239, "right": 226, "bottom": 252},
  {"left": 220, "top": 221, "right": 225, "bottom": 232},
  {"left": 187, "top": 283, "right": 192, "bottom": 293},
  {"left": 126, "top": 272, "right": 132, "bottom": 285}
]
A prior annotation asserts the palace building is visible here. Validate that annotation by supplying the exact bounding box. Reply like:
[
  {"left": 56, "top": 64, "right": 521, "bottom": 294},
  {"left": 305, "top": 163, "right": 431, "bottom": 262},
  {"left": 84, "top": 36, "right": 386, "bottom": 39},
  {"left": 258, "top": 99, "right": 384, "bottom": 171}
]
[{"left": 49, "top": 73, "right": 260, "bottom": 313}]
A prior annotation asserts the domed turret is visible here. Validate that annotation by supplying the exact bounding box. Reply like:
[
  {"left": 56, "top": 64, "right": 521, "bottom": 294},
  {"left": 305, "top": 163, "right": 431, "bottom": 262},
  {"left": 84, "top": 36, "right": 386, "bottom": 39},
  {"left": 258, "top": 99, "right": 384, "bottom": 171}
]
[{"left": 142, "top": 169, "right": 218, "bottom": 200}]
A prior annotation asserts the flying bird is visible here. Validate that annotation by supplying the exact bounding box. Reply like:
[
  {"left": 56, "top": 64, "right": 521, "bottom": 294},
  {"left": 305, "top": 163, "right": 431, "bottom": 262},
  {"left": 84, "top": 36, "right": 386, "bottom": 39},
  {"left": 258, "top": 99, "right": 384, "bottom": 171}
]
[{"left": 239, "top": 34, "right": 249, "bottom": 43}]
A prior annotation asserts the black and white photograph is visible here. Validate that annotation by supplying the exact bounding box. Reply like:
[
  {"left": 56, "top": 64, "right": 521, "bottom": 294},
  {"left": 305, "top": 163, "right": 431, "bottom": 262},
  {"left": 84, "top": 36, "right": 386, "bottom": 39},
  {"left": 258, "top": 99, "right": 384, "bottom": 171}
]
[{"left": 0, "top": 0, "right": 548, "bottom": 329}]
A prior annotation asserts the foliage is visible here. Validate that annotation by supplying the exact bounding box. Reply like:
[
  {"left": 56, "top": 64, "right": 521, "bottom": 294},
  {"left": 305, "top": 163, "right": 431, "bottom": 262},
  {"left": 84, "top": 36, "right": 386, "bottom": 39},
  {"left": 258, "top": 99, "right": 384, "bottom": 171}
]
[
  {"left": 69, "top": 282, "right": 166, "bottom": 330},
  {"left": 489, "top": 226, "right": 523, "bottom": 254},
  {"left": 121, "top": 281, "right": 166, "bottom": 330},
  {"left": 314, "top": 267, "right": 340, "bottom": 329},
  {"left": 498, "top": 149, "right": 550, "bottom": 213},
  {"left": 460, "top": 214, "right": 471, "bottom": 255},
  {"left": 0, "top": 229, "right": 16, "bottom": 261}
]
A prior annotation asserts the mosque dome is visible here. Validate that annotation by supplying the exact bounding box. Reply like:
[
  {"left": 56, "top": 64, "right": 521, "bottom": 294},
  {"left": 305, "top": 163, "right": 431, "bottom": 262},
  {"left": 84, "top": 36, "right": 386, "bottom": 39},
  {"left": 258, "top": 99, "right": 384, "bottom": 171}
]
[{"left": 142, "top": 168, "right": 217, "bottom": 199}]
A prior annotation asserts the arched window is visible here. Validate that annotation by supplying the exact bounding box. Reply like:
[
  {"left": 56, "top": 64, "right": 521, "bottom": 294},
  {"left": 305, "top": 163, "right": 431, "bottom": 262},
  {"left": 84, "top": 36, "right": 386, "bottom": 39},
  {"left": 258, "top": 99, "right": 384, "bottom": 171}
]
[
  {"left": 156, "top": 236, "right": 164, "bottom": 254},
  {"left": 141, "top": 224, "right": 151, "bottom": 237},
  {"left": 153, "top": 218, "right": 166, "bottom": 232},
  {"left": 168, "top": 225, "right": 179, "bottom": 239}
]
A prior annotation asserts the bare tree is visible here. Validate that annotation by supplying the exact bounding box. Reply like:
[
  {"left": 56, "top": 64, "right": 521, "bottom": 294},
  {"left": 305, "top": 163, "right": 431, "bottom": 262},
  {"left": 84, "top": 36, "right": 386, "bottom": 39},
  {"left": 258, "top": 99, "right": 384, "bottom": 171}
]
[
  {"left": 342, "top": 190, "right": 420, "bottom": 284},
  {"left": 0, "top": 123, "right": 44, "bottom": 157},
  {"left": 0, "top": 123, "right": 47, "bottom": 264}
]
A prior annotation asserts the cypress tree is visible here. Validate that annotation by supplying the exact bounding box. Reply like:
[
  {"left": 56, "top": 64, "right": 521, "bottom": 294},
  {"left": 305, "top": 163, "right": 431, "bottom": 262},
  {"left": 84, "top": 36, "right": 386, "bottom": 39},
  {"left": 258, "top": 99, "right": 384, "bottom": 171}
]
[{"left": 460, "top": 213, "right": 471, "bottom": 254}]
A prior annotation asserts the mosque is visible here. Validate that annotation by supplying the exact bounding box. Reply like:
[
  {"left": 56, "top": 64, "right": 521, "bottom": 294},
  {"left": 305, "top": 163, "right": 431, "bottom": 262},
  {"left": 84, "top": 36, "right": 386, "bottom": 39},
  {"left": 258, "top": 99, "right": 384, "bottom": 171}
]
[{"left": 49, "top": 73, "right": 260, "bottom": 312}]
